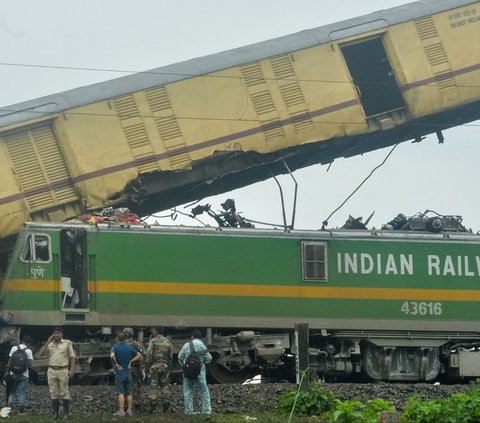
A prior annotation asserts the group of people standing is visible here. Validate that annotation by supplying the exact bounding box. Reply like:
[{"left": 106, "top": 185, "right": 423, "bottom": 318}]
[
  {"left": 3, "top": 326, "right": 212, "bottom": 418},
  {"left": 4, "top": 327, "right": 75, "bottom": 419},
  {"left": 111, "top": 326, "right": 212, "bottom": 416}
]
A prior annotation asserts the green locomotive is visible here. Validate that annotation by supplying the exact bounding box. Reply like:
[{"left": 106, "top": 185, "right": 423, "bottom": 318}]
[{"left": 1, "top": 213, "right": 480, "bottom": 383}]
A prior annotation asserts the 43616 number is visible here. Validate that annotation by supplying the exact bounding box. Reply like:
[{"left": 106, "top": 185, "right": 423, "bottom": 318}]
[{"left": 401, "top": 301, "right": 442, "bottom": 316}]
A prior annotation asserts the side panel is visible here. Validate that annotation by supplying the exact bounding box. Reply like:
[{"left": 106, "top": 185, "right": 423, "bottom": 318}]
[
  {"left": 84, "top": 230, "right": 480, "bottom": 331},
  {"left": 3, "top": 227, "right": 480, "bottom": 333}
]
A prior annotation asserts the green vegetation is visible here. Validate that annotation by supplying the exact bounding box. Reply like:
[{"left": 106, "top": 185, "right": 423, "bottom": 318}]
[
  {"left": 276, "top": 381, "right": 394, "bottom": 422},
  {"left": 276, "top": 379, "right": 480, "bottom": 423},
  {"left": 327, "top": 398, "right": 395, "bottom": 423},
  {"left": 7, "top": 382, "right": 480, "bottom": 422},
  {"left": 276, "top": 381, "right": 337, "bottom": 416},
  {"left": 401, "top": 386, "right": 480, "bottom": 423}
]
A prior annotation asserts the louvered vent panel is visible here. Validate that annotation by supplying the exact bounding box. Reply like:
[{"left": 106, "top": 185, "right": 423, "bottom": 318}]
[
  {"left": 291, "top": 111, "right": 313, "bottom": 133},
  {"left": 123, "top": 124, "right": 157, "bottom": 172},
  {"left": 31, "top": 126, "right": 78, "bottom": 204},
  {"left": 251, "top": 91, "right": 276, "bottom": 116},
  {"left": 270, "top": 56, "right": 295, "bottom": 79},
  {"left": 154, "top": 117, "right": 183, "bottom": 141},
  {"left": 415, "top": 17, "right": 438, "bottom": 40},
  {"left": 262, "top": 120, "right": 284, "bottom": 142},
  {"left": 124, "top": 123, "right": 150, "bottom": 149},
  {"left": 113, "top": 95, "right": 159, "bottom": 172},
  {"left": 113, "top": 96, "right": 139, "bottom": 120},
  {"left": 4, "top": 124, "right": 79, "bottom": 211},
  {"left": 4, "top": 132, "right": 49, "bottom": 197},
  {"left": 436, "top": 74, "right": 457, "bottom": 90},
  {"left": 415, "top": 17, "right": 456, "bottom": 92},
  {"left": 271, "top": 55, "right": 313, "bottom": 134},
  {"left": 424, "top": 44, "right": 448, "bottom": 66},
  {"left": 280, "top": 83, "right": 305, "bottom": 108},
  {"left": 241, "top": 63, "right": 285, "bottom": 142},
  {"left": 241, "top": 64, "right": 265, "bottom": 87},
  {"left": 145, "top": 87, "right": 171, "bottom": 113},
  {"left": 168, "top": 147, "right": 191, "bottom": 168},
  {"left": 144, "top": 87, "right": 192, "bottom": 170}
]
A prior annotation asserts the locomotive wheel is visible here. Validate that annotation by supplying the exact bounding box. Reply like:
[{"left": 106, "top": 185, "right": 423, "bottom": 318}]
[{"left": 208, "top": 360, "right": 253, "bottom": 384}]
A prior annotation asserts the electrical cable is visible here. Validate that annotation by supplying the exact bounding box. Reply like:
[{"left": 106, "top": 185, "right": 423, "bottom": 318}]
[
  {"left": 0, "top": 61, "right": 479, "bottom": 89},
  {"left": 321, "top": 143, "right": 399, "bottom": 230}
]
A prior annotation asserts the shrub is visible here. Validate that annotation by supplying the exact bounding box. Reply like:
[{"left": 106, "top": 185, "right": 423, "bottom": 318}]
[
  {"left": 402, "top": 388, "right": 480, "bottom": 423},
  {"left": 327, "top": 398, "right": 395, "bottom": 423},
  {"left": 276, "top": 381, "right": 336, "bottom": 416}
]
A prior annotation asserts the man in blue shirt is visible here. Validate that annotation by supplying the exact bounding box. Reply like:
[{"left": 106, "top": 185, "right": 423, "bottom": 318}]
[{"left": 111, "top": 332, "right": 142, "bottom": 416}]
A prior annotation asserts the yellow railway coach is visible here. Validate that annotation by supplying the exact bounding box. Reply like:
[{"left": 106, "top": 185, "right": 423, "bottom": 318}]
[{"left": 0, "top": 0, "right": 479, "bottom": 241}]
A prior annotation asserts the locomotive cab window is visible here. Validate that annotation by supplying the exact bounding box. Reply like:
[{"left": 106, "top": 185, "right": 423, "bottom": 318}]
[
  {"left": 301, "top": 242, "right": 327, "bottom": 282},
  {"left": 22, "top": 234, "right": 51, "bottom": 263}
]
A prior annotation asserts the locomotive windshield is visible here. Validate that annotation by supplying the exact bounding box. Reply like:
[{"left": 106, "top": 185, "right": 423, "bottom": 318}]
[{"left": 21, "top": 234, "right": 51, "bottom": 263}]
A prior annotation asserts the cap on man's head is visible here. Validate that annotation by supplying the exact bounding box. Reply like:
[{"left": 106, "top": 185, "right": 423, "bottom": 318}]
[
  {"left": 123, "top": 327, "right": 134, "bottom": 336},
  {"left": 151, "top": 326, "right": 165, "bottom": 335},
  {"left": 53, "top": 327, "right": 63, "bottom": 333}
]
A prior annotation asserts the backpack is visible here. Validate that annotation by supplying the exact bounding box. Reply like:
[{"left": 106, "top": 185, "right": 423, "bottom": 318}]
[
  {"left": 10, "top": 347, "right": 28, "bottom": 375},
  {"left": 182, "top": 341, "right": 202, "bottom": 379}
]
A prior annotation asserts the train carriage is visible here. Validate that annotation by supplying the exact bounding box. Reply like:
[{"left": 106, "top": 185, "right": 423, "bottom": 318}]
[
  {"left": 2, "top": 219, "right": 480, "bottom": 383},
  {"left": 0, "top": 0, "right": 479, "bottom": 242}
]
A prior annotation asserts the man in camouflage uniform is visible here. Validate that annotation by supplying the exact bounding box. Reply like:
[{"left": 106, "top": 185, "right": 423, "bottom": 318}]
[
  {"left": 145, "top": 327, "right": 172, "bottom": 413},
  {"left": 122, "top": 327, "right": 144, "bottom": 411}
]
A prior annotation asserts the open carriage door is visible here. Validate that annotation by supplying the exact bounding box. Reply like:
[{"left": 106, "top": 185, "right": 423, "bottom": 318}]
[
  {"left": 341, "top": 37, "right": 406, "bottom": 118},
  {"left": 60, "top": 229, "right": 89, "bottom": 311}
]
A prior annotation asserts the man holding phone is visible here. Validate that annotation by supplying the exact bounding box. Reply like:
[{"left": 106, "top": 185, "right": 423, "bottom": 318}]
[{"left": 37, "top": 327, "right": 76, "bottom": 419}]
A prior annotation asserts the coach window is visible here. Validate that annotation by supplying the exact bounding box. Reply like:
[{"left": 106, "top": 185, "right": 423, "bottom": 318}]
[
  {"left": 301, "top": 241, "right": 327, "bottom": 282},
  {"left": 22, "top": 234, "right": 51, "bottom": 263}
]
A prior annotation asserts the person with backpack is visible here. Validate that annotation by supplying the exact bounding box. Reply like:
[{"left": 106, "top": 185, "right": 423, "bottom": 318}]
[
  {"left": 177, "top": 329, "right": 212, "bottom": 415},
  {"left": 5, "top": 335, "right": 33, "bottom": 415}
]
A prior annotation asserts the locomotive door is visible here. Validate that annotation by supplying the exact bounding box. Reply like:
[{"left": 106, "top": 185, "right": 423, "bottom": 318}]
[
  {"left": 341, "top": 37, "right": 406, "bottom": 118},
  {"left": 59, "top": 228, "right": 89, "bottom": 311}
]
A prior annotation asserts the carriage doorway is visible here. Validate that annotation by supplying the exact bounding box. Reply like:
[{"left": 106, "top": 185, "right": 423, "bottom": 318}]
[{"left": 341, "top": 37, "right": 406, "bottom": 117}]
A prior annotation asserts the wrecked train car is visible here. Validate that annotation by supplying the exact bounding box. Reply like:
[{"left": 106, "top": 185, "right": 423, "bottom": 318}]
[{"left": 0, "top": 0, "right": 479, "bottom": 243}]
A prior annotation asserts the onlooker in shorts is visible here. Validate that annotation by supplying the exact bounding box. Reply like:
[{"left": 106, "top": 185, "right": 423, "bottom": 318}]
[{"left": 111, "top": 332, "right": 142, "bottom": 417}]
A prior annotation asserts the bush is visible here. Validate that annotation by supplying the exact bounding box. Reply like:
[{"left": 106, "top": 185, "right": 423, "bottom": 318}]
[
  {"left": 276, "top": 381, "right": 336, "bottom": 416},
  {"left": 402, "top": 388, "right": 480, "bottom": 423},
  {"left": 327, "top": 398, "right": 395, "bottom": 423}
]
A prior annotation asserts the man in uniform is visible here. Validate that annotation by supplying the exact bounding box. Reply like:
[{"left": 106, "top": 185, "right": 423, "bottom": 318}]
[
  {"left": 122, "top": 327, "right": 144, "bottom": 411},
  {"left": 145, "top": 327, "right": 172, "bottom": 413},
  {"left": 37, "top": 327, "right": 76, "bottom": 419}
]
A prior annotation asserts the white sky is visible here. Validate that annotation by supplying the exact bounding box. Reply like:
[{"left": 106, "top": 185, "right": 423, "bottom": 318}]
[{"left": 1, "top": 1, "right": 479, "bottom": 230}]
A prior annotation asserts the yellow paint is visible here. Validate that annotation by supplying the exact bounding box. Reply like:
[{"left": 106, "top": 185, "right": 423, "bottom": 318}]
[
  {"left": 0, "top": 2, "right": 479, "bottom": 239},
  {"left": 4, "top": 278, "right": 480, "bottom": 302}
]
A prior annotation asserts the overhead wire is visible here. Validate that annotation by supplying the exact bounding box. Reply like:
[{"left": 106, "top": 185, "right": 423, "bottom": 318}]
[
  {"left": 0, "top": 105, "right": 478, "bottom": 128},
  {"left": 0, "top": 60, "right": 479, "bottom": 88},
  {"left": 321, "top": 143, "right": 399, "bottom": 230}
]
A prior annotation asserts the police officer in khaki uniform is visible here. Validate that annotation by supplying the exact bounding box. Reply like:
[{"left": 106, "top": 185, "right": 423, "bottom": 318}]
[{"left": 37, "top": 327, "right": 76, "bottom": 419}]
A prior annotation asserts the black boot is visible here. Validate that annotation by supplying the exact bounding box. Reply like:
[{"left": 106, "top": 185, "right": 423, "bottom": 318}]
[
  {"left": 62, "top": 399, "right": 69, "bottom": 420},
  {"left": 52, "top": 399, "right": 60, "bottom": 420}
]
